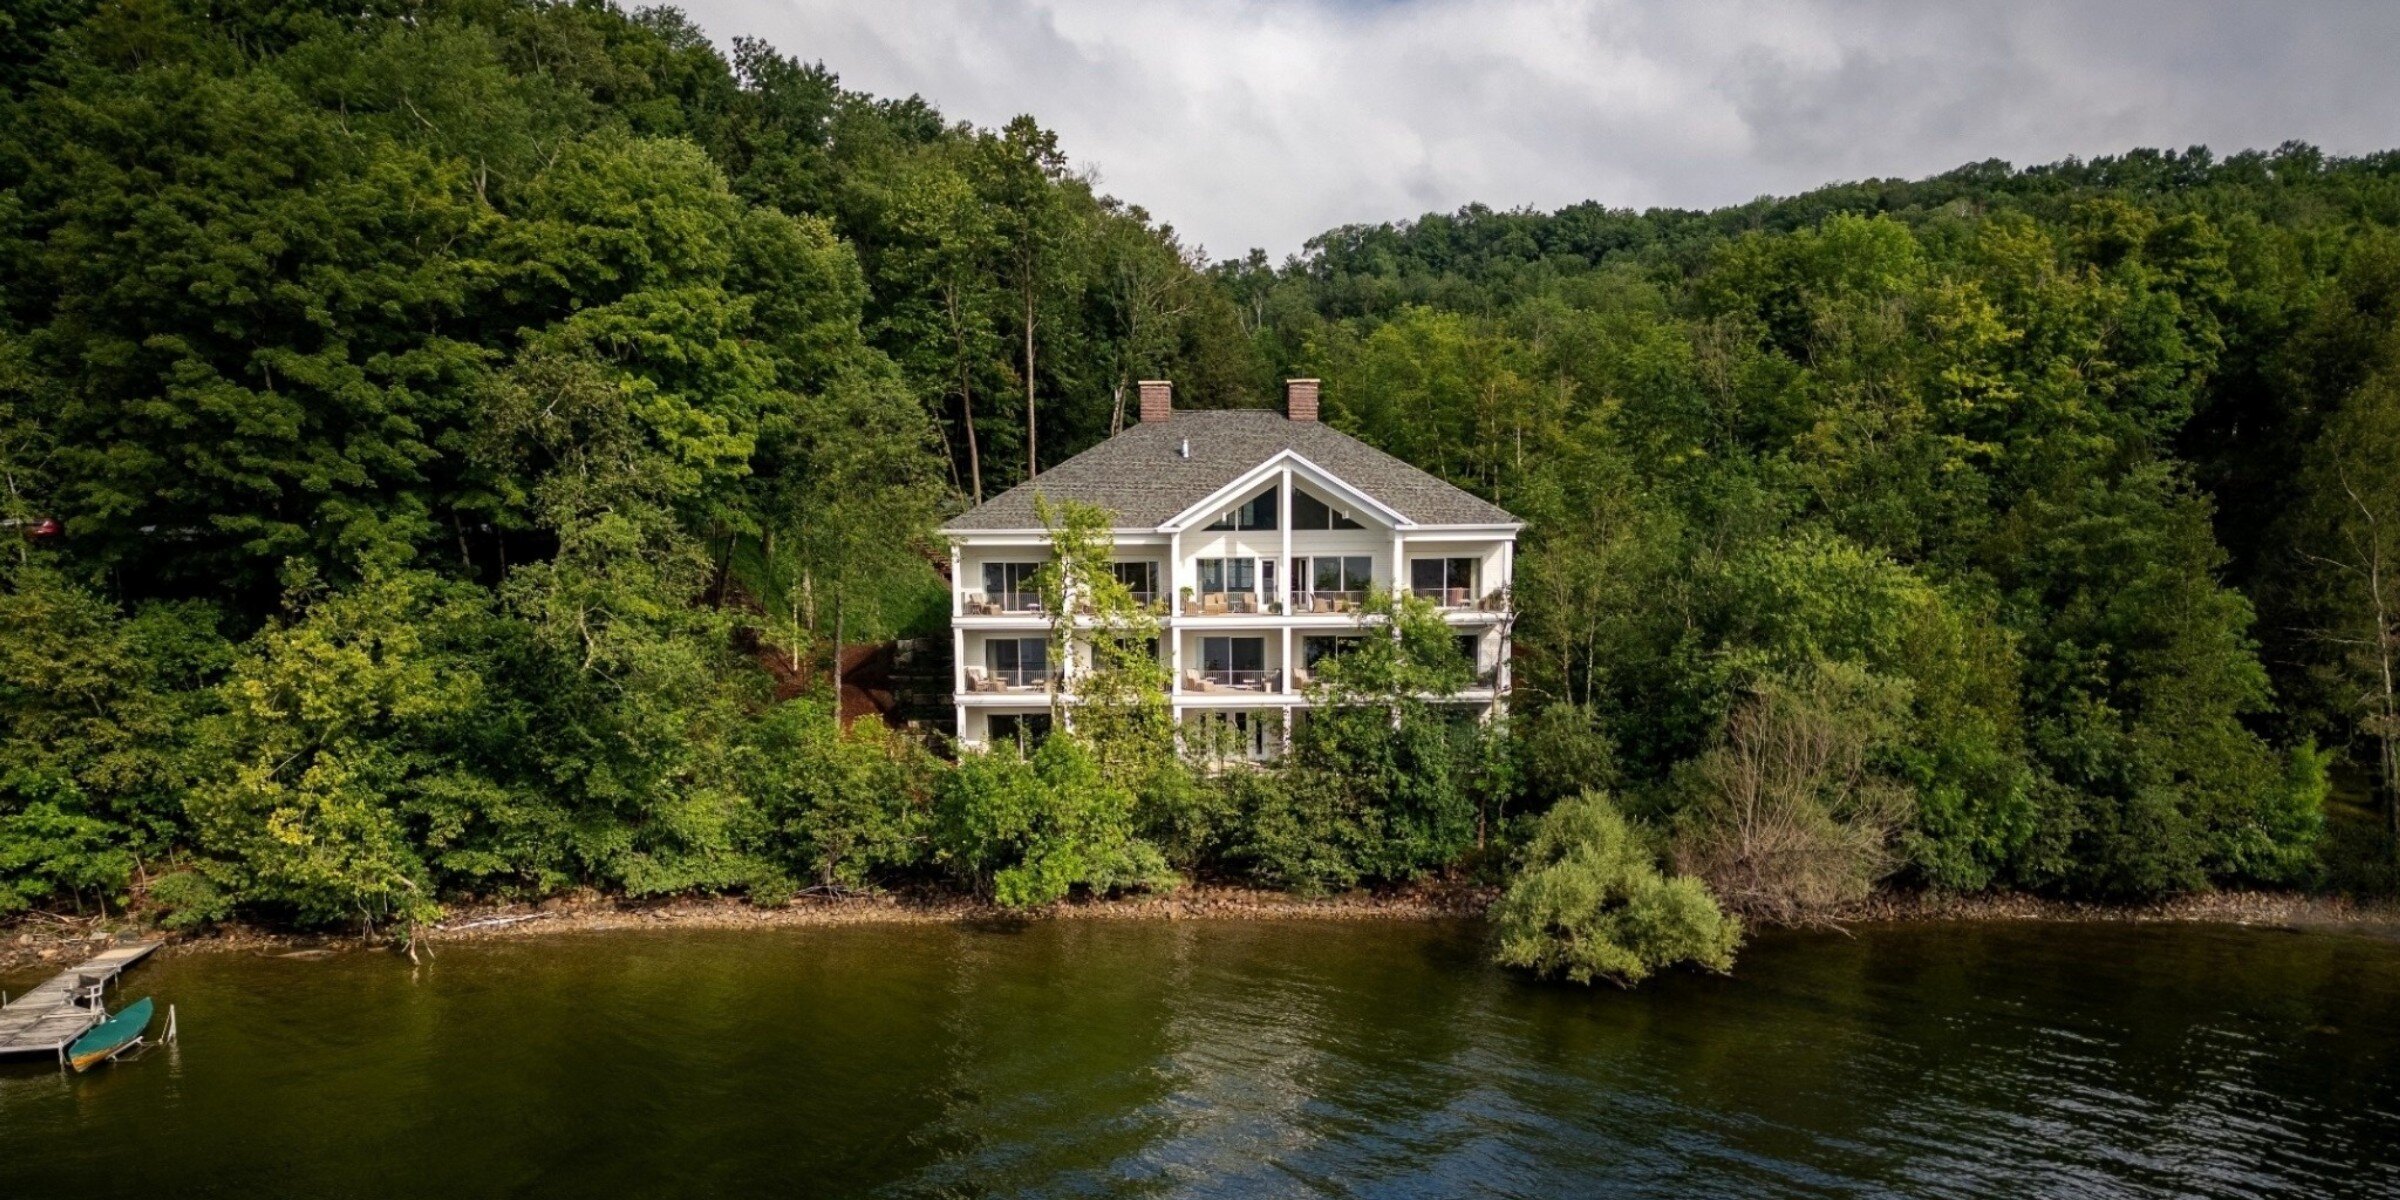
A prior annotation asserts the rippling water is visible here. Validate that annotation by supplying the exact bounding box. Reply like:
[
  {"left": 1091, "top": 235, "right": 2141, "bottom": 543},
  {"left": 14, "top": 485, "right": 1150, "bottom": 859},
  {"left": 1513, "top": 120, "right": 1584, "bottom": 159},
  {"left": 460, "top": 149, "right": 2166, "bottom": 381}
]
[{"left": 3, "top": 919, "right": 2396, "bottom": 1198}]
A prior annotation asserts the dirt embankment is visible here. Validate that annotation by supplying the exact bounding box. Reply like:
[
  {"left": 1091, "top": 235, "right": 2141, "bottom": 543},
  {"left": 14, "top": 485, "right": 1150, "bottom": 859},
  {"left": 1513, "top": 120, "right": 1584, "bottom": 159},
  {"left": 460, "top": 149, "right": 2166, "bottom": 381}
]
[
  {"left": 7, "top": 884, "right": 2399, "bottom": 973},
  {"left": 0, "top": 883, "right": 1498, "bottom": 972},
  {"left": 1827, "top": 888, "right": 2400, "bottom": 939}
]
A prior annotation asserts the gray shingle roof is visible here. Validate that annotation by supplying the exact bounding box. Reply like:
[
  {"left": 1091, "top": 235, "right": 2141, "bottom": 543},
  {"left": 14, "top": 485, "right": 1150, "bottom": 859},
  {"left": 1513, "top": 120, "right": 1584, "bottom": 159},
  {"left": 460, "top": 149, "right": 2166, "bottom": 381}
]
[{"left": 943, "top": 409, "right": 1520, "bottom": 532}]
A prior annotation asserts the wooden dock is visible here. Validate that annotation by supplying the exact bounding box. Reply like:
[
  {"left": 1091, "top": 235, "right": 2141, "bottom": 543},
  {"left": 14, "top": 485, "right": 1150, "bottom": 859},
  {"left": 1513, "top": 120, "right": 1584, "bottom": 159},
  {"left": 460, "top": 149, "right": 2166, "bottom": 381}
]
[{"left": 0, "top": 941, "right": 162, "bottom": 1064}]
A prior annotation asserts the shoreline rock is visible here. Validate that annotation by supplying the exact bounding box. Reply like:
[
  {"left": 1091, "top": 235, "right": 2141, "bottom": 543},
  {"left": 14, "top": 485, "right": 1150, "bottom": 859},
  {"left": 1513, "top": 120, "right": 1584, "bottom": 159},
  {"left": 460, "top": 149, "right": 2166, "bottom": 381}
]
[{"left": 6, "top": 885, "right": 2398, "bottom": 972}]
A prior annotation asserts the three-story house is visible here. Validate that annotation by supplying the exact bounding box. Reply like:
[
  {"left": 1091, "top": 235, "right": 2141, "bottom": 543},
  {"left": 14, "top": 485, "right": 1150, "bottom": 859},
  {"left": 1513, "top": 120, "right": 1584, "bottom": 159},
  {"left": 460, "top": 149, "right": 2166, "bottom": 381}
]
[{"left": 943, "top": 379, "right": 1521, "bottom": 757}]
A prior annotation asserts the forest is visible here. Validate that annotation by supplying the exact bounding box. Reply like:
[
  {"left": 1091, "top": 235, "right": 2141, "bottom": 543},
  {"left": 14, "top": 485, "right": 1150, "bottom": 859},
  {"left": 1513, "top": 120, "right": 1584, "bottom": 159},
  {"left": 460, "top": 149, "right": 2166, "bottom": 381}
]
[{"left": 2, "top": 0, "right": 2397, "bottom": 981}]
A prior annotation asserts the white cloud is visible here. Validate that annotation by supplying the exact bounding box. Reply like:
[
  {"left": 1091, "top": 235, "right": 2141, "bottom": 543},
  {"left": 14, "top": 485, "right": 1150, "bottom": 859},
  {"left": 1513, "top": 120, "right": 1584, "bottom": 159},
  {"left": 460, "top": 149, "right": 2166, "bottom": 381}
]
[{"left": 678, "top": 0, "right": 2400, "bottom": 258}]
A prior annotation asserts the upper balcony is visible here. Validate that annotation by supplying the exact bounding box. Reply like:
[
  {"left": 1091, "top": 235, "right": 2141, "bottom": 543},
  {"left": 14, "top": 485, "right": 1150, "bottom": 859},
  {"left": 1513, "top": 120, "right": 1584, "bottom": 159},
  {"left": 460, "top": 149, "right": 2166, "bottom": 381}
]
[
  {"left": 1410, "top": 584, "right": 1512, "bottom": 615},
  {"left": 963, "top": 589, "right": 1044, "bottom": 616}
]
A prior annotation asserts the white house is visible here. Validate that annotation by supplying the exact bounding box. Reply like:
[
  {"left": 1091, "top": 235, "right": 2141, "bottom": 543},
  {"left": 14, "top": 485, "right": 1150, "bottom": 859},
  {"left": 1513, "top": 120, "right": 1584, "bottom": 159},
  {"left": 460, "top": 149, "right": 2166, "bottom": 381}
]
[{"left": 942, "top": 379, "right": 1521, "bottom": 757}]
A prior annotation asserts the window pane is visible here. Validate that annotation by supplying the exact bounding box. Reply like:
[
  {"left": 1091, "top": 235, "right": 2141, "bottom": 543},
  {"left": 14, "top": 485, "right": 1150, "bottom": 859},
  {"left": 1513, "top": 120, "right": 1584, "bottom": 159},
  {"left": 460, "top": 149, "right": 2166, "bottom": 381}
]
[
  {"left": 1293, "top": 490, "right": 1330, "bottom": 529},
  {"left": 1202, "top": 637, "right": 1231, "bottom": 672},
  {"left": 1229, "top": 558, "right": 1255, "bottom": 589},
  {"left": 1232, "top": 638, "right": 1265, "bottom": 671},
  {"left": 1412, "top": 560, "right": 1443, "bottom": 591},
  {"left": 1020, "top": 639, "right": 1047, "bottom": 671},
  {"left": 1247, "top": 487, "right": 1277, "bottom": 530},
  {"left": 1343, "top": 557, "right": 1372, "bottom": 589},
  {"left": 1314, "top": 557, "right": 1341, "bottom": 591},
  {"left": 1199, "top": 559, "right": 1223, "bottom": 592}
]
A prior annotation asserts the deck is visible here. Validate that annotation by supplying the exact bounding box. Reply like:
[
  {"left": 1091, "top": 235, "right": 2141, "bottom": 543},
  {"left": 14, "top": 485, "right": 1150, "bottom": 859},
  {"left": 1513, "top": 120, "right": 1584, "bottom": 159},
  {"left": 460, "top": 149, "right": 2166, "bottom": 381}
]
[{"left": 0, "top": 941, "right": 162, "bottom": 1063}]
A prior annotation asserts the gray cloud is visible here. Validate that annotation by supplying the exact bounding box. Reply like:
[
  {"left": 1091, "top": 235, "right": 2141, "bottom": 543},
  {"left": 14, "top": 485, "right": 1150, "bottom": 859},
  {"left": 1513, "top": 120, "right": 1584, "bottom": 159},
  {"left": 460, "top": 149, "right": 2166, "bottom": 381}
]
[{"left": 678, "top": 0, "right": 2400, "bottom": 258}]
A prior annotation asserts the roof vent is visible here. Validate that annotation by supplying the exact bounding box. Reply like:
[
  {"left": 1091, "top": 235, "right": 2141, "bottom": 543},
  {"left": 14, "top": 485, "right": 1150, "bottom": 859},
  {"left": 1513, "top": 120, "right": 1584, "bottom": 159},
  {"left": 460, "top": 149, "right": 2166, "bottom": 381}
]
[{"left": 1178, "top": 438, "right": 1189, "bottom": 459}]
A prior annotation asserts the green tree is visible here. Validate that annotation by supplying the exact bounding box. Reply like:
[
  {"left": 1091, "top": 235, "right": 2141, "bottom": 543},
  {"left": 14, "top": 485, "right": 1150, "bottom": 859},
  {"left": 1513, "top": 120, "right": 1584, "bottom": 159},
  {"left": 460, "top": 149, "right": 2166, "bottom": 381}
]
[
  {"left": 742, "top": 697, "right": 932, "bottom": 893},
  {"left": 2294, "top": 368, "right": 2400, "bottom": 855},
  {"left": 1491, "top": 791, "right": 1741, "bottom": 987},
  {"left": 935, "top": 736, "right": 1173, "bottom": 908}
]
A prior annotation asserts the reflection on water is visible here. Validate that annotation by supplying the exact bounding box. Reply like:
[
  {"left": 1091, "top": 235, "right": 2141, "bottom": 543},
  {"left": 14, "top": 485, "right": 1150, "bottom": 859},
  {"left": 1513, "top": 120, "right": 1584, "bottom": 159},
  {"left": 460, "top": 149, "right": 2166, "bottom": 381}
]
[{"left": 2, "top": 920, "right": 2396, "bottom": 1198}]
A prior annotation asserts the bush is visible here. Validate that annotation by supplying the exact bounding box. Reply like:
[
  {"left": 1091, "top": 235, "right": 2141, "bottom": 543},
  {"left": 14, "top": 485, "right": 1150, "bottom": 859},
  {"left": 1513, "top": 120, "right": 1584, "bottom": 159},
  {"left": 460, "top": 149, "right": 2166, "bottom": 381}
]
[
  {"left": 1230, "top": 766, "right": 1386, "bottom": 895},
  {"left": 1670, "top": 665, "right": 1913, "bottom": 923},
  {"left": 935, "top": 737, "right": 1175, "bottom": 907},
  {"left": 743, "top": 698, "right": 933, "bottom": 892},
  {"left": 1491, "top": 791, "right": 1741, "bottom": 986},
  {"left": 146, "top": 868, "right": 235, "bottom": 932}
]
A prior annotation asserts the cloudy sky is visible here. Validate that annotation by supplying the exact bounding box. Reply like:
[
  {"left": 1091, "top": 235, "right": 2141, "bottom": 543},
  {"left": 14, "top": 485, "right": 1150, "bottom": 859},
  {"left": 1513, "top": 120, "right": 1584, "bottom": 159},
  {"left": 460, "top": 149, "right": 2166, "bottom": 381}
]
[{"left": 678, "top": 0, "right": 2400, "bottom": 259}]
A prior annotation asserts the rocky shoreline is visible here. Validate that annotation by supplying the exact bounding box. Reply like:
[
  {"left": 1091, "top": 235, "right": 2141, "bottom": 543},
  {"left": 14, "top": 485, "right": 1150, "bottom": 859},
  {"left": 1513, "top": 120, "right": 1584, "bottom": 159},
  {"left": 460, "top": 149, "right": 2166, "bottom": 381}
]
[{"left": 6, "top": 884, "right": 2399, "bottom": 974}]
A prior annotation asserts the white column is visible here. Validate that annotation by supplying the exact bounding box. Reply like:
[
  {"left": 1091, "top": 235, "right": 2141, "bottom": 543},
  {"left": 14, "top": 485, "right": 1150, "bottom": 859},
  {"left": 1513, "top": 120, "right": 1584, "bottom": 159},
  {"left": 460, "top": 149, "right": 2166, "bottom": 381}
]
[
  {"left": 1279, "top": 467, "right": 1294, "bottom": 692},
  {"left": 950, "top": 541, "right": 964, "bottom": 617},
  {"left": 1168, "top": 529, "right": 1184, "bottom": 698},
  {"left": 1278, "top": 467, "right": 1292, "bottom": 613},
  {"left": 1497, "top": 536, "right": 1515, "bottom": 718},
  {"left": 953, "top": 620, "right": 969, "bottom": 747}
]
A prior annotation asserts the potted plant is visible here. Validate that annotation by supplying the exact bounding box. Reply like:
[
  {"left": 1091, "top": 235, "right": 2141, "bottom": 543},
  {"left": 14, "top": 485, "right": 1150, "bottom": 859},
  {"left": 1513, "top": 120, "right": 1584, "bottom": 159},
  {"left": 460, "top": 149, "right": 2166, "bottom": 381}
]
[{"left": 1180, "top": 585, "right": 1197, "bottom": 615}]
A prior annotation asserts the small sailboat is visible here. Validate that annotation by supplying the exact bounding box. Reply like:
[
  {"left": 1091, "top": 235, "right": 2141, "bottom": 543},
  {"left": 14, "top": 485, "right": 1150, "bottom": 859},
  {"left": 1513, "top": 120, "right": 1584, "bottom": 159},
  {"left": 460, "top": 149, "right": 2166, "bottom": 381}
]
[{"left": 67, "top": 997, "right": 153, "bottom": 1072}]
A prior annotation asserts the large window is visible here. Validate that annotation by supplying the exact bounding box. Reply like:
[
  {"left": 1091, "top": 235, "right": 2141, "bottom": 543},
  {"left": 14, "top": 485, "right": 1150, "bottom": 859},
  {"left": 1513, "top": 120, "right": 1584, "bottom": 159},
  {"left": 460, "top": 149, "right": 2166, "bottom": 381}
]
[
  {"left": 1102, "top": 634, "right": 1162, "bottom": 671},
  {"left": 1301, "top": 635, "right": 1364, "bottom": 669},
  {"left": 1188, "top": 710, "right": 1273, "bottom": 761},
  {"left": 1410, "top": 557, "right": 1479, "bottom": 603},
  {"left": 1196, "top": 557, "right": 1256, "bottom": 594},
  {"left": 988, "top": 712, "right": 1053, "bottom": 750},
  {"left": 1292, "top": 488, "right": 1364, "bottom": 530},
  {"left": 1455, "top": 634, "right": 1482, "bottom": 675},
  {"left": 1199, "top": 636, "right": 1269, "bottom": 689},
  {"left": 980, "top": 561, "right": 1044, "bottom": 611},
  {"left": 1204, "top": 485, "right": 1278, "bottom": 531},
  {"left": 1294, "top": 555, "right": 1373, "bottom": 610},
  {"left": 1108, "top": 560, "right": 1159, "bottom": 602},
  {"left": 984, "top": 637, "right": 1049, "bottom": 688},
  {"left": 1311, "top": 556, "right": 1374, "bottom": 593}
]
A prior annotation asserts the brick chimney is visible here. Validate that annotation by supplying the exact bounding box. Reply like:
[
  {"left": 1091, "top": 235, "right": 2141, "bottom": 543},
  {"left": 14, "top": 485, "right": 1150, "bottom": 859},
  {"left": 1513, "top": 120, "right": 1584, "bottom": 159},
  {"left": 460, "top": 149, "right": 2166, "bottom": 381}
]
[
  {"left": 1138, "top": 379, "right": 1173, "bottom": 423},
  {"left": 1285, "top": 378, "right": 1321, "bottom": 422}
]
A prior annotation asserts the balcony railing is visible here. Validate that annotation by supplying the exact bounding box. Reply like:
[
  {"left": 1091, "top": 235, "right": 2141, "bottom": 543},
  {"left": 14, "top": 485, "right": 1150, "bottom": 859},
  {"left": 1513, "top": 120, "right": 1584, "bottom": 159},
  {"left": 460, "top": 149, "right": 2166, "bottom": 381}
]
[
  {"left": 1072, "top": 591, "right": 1163, "bottom": 616},
  {"left": 964, "top": 590, "right": 1044, "bottom": 615},
  {"left": 1183, "top": 668, "right": 1281, "bottom": 693},
  {"left": 1291, "top": 589, "right": 1368, "bottom": 614},
  {"left": 1180, "top": 591, "right": 1273, "bottom": 617},
  {"left": 1412, "top": 586, "right": 1511, "bottom": 612},
  {"left": 965, "top": 666, "right": 1058, "bottom": 693}
]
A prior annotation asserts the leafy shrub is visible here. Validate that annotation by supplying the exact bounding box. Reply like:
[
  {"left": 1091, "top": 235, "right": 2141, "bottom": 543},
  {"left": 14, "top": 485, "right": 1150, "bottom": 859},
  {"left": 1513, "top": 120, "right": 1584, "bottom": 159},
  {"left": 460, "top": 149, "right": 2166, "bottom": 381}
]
[
  {"left": 1491, "top": 791, "right": 1741, "bottom": 986},
  {"left": 936, "top": 737, "right": 1174, "bottom": 907},
  {"left": 146, "top": 868, "right": 235, "bottom": 932},
  {"left": 0, "top": 797, "right": 136, "bottom": 914},
  {"left": 1670, "top": 665, "right": 1914, "bottom": 923},
  {"left": 743, "top": 698, "right": 934, "bottom": 892},
  {"left": 1231, "top": 766, "right": 1386, "bottom": 895}
]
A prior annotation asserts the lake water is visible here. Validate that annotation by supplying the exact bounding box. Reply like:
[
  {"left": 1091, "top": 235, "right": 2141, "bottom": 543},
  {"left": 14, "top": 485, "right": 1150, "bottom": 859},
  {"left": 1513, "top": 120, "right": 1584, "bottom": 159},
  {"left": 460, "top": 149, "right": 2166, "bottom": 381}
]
[{"left": 2, "top": 919, "right": 2396, "bottom": 1198}]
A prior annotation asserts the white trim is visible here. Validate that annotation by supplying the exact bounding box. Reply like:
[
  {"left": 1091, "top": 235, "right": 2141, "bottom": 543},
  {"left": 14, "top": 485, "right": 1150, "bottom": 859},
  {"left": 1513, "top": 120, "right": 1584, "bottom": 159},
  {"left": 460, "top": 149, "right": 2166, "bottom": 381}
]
[
  {"left": 1395, "top": 524, "right": 1524, "bottom": 537},
  {"left": 1158, "top": 450, "right": 1411, "bottom": 534}
]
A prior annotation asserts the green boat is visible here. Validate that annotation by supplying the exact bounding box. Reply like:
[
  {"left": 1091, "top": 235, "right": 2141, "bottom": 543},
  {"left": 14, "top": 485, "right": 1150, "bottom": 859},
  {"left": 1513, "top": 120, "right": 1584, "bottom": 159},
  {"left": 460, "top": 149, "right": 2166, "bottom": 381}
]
[{"left": 67, "top": 997, "right": 152, "bottom": 1072}]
